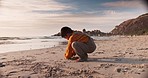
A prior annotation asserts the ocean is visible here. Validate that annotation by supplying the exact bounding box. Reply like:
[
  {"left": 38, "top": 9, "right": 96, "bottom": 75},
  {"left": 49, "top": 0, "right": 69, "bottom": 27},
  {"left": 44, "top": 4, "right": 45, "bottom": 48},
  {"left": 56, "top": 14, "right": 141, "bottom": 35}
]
[
  {"left": 0, "top": 36, "right": 66, "bottom": 53},
  {"left": 0, "top": 36, "right": 114, "bottom": 53}
]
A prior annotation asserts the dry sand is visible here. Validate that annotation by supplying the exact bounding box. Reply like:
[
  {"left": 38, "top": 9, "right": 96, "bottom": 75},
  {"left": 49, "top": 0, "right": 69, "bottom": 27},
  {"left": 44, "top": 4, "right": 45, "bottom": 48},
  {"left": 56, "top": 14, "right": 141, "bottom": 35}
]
[{"left": 0, "top": 36, "right": 148, "bottom": 78}]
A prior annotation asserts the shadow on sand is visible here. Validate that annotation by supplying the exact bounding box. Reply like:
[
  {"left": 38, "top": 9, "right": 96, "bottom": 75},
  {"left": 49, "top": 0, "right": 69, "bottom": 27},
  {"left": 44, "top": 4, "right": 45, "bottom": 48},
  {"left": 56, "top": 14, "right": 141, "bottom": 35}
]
[{"left": 88, "top": 57, "right": 148, "bottom": 64}]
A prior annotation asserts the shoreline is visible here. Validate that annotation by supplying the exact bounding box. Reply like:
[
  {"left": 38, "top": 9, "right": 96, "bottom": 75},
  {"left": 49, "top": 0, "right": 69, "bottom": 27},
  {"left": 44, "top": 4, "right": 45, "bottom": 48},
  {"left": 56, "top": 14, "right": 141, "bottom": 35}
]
[
  {"left": 0, "top": 36, "right": 148, "bottom": 78},
  {"left": 0, "top": 40, "right": 67, "bottom": 54}
]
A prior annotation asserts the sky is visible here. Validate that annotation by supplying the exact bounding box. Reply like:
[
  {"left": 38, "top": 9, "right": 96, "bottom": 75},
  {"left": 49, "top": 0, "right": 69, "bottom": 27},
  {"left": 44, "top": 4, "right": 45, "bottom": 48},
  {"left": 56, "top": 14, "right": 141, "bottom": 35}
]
[{"left": 0, "top": 0, "right": 147, "bottom": 37}]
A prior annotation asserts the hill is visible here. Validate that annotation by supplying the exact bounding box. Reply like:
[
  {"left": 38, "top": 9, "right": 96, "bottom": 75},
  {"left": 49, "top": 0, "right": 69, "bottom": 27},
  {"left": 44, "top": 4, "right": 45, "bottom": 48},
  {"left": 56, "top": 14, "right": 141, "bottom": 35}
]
[{"left": 111, "top": 13, "right": 148, "bottom": 35}]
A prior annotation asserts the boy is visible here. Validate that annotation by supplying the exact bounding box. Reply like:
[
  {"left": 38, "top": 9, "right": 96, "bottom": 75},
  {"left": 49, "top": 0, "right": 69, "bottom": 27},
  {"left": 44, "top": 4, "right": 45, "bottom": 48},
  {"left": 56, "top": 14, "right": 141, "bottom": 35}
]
[{"left": 61, "top": 26, "right": 96, "bottom": 62}]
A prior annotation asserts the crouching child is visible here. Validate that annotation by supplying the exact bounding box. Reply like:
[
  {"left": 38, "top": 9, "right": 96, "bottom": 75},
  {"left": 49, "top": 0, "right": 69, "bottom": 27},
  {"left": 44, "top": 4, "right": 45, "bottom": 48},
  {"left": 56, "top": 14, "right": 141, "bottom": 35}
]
[{"left": 60, "top": 26, "right": 96, "bottom": 62}]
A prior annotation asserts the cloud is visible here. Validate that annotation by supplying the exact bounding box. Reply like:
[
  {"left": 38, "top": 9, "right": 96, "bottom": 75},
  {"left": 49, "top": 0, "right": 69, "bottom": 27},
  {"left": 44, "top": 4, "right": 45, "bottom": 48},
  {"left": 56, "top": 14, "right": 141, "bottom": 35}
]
[
  {"left": 31, "top": 0, "right": 146, "bottom": 18},
  {"left": 102, "top": 0, "right": 145, "bottom": 9},
  {"left": 0, "top": 0, "right": 147, "bottom": 35},
  {"left": 0, "top": 0, "right": 75, "bottom": 21},
  {"left": 1, "top": 0, "right": 73, "bottom": 11}
]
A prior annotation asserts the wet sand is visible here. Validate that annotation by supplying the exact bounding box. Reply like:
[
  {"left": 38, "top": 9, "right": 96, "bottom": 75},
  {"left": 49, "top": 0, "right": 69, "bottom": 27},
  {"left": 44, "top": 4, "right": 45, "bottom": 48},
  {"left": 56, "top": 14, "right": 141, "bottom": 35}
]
[{"left": 0, "top": 36, "right": 148, "bottom": 78}]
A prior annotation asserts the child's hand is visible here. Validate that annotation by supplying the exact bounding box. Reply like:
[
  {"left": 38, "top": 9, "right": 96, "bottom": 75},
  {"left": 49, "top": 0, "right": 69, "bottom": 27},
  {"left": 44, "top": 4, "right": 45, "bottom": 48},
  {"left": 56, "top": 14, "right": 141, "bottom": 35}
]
[{"left": 69, "top": 56, "right": 79, "bottom": 60}]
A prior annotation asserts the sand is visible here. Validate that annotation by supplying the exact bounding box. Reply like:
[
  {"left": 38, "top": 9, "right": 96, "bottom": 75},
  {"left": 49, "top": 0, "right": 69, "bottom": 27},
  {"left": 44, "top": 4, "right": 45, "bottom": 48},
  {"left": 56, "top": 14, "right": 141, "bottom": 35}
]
[{"left": 0, "top": 36, "right": 148, "bottom": 78}]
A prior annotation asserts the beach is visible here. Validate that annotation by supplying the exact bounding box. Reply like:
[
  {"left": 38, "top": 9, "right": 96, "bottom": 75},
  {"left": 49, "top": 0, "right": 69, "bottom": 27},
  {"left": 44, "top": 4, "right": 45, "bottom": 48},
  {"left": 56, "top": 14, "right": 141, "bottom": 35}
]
[{"left": 0, "top": 36, "right": 148, "bottom": 78}]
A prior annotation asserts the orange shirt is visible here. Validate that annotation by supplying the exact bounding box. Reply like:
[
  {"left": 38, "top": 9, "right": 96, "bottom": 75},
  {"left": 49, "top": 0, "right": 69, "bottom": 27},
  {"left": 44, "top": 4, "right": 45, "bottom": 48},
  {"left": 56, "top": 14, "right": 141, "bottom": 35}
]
[{"left": 65, "top": 32, "right": 89, "bottom": 59}]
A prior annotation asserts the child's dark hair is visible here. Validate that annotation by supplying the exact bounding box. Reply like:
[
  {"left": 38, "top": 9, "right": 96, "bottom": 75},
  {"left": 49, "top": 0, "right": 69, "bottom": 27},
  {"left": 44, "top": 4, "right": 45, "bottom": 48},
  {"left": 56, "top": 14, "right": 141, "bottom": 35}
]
[{"left": 61, "top": 26, "right": 73, "bottom": 38}]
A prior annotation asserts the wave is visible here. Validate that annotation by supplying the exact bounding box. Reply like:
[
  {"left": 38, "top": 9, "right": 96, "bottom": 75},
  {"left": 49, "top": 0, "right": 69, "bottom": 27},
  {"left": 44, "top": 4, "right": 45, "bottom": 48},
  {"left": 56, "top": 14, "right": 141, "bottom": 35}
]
[{"left": 0, "top": 36, "right": 62, "bottom": 40}]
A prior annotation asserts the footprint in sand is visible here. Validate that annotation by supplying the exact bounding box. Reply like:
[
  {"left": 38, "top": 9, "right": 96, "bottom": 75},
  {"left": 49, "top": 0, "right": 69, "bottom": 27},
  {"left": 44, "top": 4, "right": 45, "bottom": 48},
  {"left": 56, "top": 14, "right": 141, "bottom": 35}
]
[
  {"left": 0, "top": 62, "right": 5, "bottom": 67},
  {"left": 18, "top": 75, "right": 31, "bottom": 78},
  {"left": 51, "top": 52, "right": 56, "bottom": 54},
  {"left": 0, "top": 57, "right": 7, "bottom": 60}
]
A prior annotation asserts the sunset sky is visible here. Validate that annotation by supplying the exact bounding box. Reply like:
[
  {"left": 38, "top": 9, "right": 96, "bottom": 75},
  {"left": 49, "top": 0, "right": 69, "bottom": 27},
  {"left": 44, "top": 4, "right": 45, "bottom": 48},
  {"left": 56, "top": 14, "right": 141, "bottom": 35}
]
[{"left": 0, "top": 0, "right": 147, "bottom": 37}]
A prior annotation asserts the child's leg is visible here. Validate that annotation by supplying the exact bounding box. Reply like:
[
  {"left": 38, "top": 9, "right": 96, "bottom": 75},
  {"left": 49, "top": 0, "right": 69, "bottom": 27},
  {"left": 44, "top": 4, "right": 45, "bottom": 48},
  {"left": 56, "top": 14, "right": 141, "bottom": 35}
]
[
  {"left": 86, "top": 38, "right": 96, "bottom": 53},
  {"left": 72, "top": 42, "right": 89, "bottom": 60}
]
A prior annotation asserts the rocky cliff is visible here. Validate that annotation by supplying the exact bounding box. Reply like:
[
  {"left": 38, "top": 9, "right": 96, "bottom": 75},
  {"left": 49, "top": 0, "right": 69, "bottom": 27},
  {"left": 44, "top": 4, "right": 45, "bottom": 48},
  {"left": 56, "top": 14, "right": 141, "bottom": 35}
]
[{"left": 111, "top": 13, "right": 148, "bottom": 35}]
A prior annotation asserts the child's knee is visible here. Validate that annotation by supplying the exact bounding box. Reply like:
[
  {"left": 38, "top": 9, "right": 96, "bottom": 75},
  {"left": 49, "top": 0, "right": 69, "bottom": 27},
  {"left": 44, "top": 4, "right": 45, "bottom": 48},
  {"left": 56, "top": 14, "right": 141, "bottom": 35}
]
[{"left": 72, "top": 42, "right": 77, "bottom": 48}]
